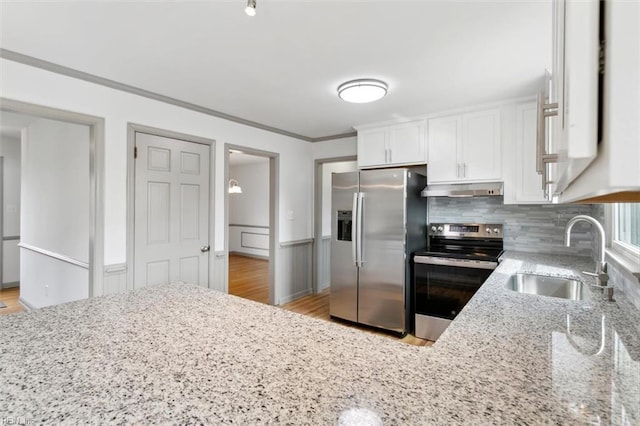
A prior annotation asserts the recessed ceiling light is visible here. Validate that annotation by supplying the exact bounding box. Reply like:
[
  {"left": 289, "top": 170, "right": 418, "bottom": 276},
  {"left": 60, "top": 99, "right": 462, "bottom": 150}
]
[
  {"left": 245, "top": 0, "right": 257, "bottom": 16},
  {"left": 337, "top": 79, "right": 388, "bottom": 103}
]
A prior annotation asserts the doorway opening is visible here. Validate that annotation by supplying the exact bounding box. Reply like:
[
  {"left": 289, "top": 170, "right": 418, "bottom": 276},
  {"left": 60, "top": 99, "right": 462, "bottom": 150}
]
[
  {"left": 0, "top": 99, "right": 104, "bottom": 312},
  {"left": 224, "top": 145, "right": 277, "bottom": 305}
]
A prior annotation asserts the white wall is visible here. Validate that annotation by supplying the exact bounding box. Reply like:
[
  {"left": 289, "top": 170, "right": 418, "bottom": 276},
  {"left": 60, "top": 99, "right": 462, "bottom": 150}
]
[
  {"left": 1, "top": 59, "right": 366, "bottom": 303},
  {"left": 0, "top": 135, "right": 21, "bottom": 285},
  {"left": 1, "top": 135, "right": 21, "bottom": 236},
  {"left": 229, "top": 159, "right": 270, "bottom": 257},
  {"left": 312, "top": 136, "right": 357, "bottom": 160},
  {"left": 1, "top": 59, "right": 317, "bottom": 261},
  {"left": 20, "top": 118, "right": 90, "bottom": 307},
  {"left": 321, "top": 161, "right": 357, "bottom": 236},
  {"left": 22, "top": 119, "right": 90, "bottom": 262},
  {"left": 229, "top": 160, "right": 269, "bottom": 227}
]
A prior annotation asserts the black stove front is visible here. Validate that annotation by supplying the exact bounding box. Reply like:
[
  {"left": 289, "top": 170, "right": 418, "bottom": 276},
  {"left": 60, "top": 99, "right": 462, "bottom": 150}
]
[{"left": 413, "top": 223, "right": 504, "bottom": 341}]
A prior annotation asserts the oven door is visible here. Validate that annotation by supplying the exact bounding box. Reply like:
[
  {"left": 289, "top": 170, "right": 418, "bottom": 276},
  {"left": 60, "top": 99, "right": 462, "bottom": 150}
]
[{"left": 414, "top": 256, "right": 496, "bottom": 340}]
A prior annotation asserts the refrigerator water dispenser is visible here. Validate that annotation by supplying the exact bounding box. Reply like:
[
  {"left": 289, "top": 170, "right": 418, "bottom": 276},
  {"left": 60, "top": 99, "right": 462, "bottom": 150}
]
[{"left": 337, "top": 210, "right": 352, "bottom": 241}]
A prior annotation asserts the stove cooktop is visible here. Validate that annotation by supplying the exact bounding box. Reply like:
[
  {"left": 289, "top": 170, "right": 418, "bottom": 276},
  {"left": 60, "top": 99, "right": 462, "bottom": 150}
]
[
  {"left": 413, "top": 248, "right": 504, "bottom": 262},
  {"left": 416, "top": 222, "right": 505, "bottom": 262}
]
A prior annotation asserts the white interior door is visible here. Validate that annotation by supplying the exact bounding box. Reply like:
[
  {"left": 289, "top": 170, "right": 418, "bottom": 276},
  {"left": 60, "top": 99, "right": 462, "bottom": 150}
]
[{"left": 134, "top": 132, "right": 210, "bottom": 288}]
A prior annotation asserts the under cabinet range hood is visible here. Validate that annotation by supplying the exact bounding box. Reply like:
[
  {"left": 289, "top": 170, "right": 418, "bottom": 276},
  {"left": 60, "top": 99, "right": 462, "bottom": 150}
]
[{"left": 421, "top": 182, "right": 503, "bottom": 198}]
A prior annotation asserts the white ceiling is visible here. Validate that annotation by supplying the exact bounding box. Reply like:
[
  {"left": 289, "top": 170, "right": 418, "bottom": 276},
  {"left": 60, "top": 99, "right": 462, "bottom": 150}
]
[{"left": 0, "top": 0, "right": 552, "bottom": 140}]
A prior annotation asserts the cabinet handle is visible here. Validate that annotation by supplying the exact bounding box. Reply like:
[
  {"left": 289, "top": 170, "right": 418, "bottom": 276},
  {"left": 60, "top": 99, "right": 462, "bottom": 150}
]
[
  {"left": 536, "top": 91, "right": 559, "bottom": 174},
  {"left": 463, "top": 163, "right": 467, "bottom": 178},
  {"left": 388, "top": 149, "right": 392, "bottom": 163},
  {"left": 384, "top": 149, "right": 388, "bottom": 163}
]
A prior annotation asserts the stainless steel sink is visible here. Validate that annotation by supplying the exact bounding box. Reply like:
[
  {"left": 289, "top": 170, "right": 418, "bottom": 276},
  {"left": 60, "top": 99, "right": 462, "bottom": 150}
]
[{"left": 506, "top": 273, "right": 587, "bottom": 301}]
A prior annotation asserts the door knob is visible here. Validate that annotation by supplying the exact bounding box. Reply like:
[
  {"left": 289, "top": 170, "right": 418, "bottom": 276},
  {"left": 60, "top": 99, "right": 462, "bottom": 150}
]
[{"left": 200, "top": 245, "right": 210, "bottom": 253}]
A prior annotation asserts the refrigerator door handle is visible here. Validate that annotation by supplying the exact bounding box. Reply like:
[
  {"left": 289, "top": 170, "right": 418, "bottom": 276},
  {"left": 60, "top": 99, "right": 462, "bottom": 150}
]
[
  {"left": 352, "top": 192, "right": 358, "bottom": 267},
  {"left": 357, "top": 192, "right": 364, "bottom": 267}
]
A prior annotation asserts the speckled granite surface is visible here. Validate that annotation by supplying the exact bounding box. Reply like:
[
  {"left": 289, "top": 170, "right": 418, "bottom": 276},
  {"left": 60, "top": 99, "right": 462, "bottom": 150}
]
[{"left": 1, "top": 252, "right": 639, "bottom": 424}]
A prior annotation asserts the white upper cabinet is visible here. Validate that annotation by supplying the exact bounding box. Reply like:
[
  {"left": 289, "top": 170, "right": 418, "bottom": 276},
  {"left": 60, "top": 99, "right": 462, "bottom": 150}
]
[
  {"left": 461, "top": 110, "right": 501, "bottom": 181},
  {"left": 557, "top": 0, "right": 640, "bottom": 202},
  {"left": 357, "top": 120, "right": 426, "bottom": 169},
  {"left": 547, "top": 0, "right": 601, "bottom": 196},
  {"left": 426, "top": 115, "right": 460, "bottom": 182},
  {"left": 503, "top": 101, "right": 549, "bottom": 204},
  {"left": 357, "top": 128, "right": 388, "bottom": 168},
  {"left": 427, "top": 108, "right": 501, "bottom": 184}
]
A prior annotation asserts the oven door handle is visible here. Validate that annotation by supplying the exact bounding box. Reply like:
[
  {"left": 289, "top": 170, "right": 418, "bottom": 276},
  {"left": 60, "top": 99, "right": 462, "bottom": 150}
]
[{"left": 414, "top": 256, "right": 498, "bottom": 270}]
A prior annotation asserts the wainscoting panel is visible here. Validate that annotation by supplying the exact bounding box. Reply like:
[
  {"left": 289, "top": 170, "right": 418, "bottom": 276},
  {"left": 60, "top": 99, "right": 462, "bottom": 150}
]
[
  {"left": 317, "top": 236, "right": 331, "bottom": 292},
  {"left": 229, "top": 225, "right": 269, "bottom": 258},
  {"left": 103, "top": 263, "right": 127, "bottom": 295},
  {"left": 278, "top": 240, "right": 313, "bottom": 305}
]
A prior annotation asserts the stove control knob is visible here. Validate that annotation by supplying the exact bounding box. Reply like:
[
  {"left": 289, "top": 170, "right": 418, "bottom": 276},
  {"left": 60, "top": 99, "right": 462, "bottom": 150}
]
[
  {"left": 431, "top": 226, "right": 437, "bottom": 232},
  {"left": 486, "top": 228, "right": 492, "bottom": 234},
  {"left": 437, "top": 226, "right": 444, "bottom": 232},
  {"left": 493, "top": 228, "right": 500, "bottom": 234}
]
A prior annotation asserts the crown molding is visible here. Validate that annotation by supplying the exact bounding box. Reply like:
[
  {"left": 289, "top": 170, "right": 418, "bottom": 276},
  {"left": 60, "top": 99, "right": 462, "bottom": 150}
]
[{"left": 1, "top": 48, "right": 355, "bottom": 143}]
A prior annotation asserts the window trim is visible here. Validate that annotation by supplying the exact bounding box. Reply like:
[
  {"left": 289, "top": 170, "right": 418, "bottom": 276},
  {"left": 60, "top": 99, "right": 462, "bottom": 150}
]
[{"left": 605, "top": 204, "right": 640, "bottom": 278}]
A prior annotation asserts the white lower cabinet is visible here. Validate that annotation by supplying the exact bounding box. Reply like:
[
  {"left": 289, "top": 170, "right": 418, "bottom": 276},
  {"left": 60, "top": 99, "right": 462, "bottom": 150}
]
[{"left": 427, "top": 108, "right": 501, "bottom": 184}]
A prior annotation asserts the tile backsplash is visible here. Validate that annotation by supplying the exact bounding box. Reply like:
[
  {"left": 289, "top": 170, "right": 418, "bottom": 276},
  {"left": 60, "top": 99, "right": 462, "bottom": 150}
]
[
  {"left": 427, "top": 197, "right": 599, "bottom": 258},
  {"left": 427, "top": 198, "right": 639, "bottom": 311}
]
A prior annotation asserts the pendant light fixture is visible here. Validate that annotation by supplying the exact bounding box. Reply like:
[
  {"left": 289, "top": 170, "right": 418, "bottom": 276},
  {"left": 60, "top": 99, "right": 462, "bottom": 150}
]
[
  {"left": 337, "top": 79, "right": 388, "bottom": 103},
  {"left": 245, "top": 0, "right": 257, "bottom": 16},
  {"left": 229, "top": 179, "right": 243, "bottom": 194}
]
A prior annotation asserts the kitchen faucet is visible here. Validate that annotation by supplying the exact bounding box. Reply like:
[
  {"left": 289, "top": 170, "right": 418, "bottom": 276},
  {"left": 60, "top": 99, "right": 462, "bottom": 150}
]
[{"left": 564, "top": 215, "right": 614, "bottom": 301}]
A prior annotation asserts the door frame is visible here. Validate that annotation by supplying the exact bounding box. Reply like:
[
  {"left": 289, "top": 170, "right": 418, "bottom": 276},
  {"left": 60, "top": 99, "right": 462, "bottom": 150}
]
[
  {"left": 0, "top": 97, "right": 105, "bottom": 297},
  {"left": 126, "top": 123, "right": 216, "bottom": 290},
  {"left": 312, "top": 156, "right": 357, "bottom": 294},
  {"left": 224, "top": 143, "right": 279, "bottom": 305}
]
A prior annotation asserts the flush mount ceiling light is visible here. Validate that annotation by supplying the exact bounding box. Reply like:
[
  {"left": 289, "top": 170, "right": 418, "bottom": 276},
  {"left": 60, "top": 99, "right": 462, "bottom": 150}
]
[
  {"left": 229, "top": 179, "right": 243, "bottom": 194},
  {"left": 337, "top": 79, "right": 388, "bottom": 103},
  {"left": 245, "top": 0, "right": 257, "bottom": 16}
]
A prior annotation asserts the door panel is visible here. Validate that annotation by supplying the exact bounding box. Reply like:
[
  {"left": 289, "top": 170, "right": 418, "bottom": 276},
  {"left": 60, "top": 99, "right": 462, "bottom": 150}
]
[
  {"left": 134, "top": 132, "right": 210, "bottom": 288},
  {"left": 358, "top": 169, "right": 406, "bottom": 332},
  {"left": 329, "top": 171, "right": 359, "bottom": 322}
]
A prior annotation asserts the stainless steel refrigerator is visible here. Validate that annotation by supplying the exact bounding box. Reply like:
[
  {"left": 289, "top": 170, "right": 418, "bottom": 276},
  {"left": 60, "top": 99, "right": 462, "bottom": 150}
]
[{"left": 330, "top": 168, "right": 426, "bottom": 334}]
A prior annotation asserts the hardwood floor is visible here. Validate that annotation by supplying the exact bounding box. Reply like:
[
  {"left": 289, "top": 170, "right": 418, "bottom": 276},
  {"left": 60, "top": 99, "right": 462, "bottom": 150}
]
[
  {"left": 228, "top": 254, "right": 269, "bottom": 304},
  {"left": 229, "top": 254, "right": 433, "bottom": 347},
  {"left": 0, "top": 287, "right": 25, "bottom": 316},
  {"left": 280, "top": 290, "right": 433, "bottom": 347}
]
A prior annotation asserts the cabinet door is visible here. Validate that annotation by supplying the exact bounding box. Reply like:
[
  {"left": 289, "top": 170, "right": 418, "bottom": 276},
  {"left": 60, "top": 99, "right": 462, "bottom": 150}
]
[
  {"left": 388, "top": 120, "right": 426, "bottom": 165},
  {"left": 514, "top": 102, "right": 549, "bottom": 203},
  {"left": 461, "top": 109, "right": 501, "bottom": 181},
  {"left": 427, "top": 116, "right": 460, "bottom": 183},
  {"left": 357, "top": 128, "right": 388, "bottom": 168},
  {"left": 551, "top": 0, "right": 599, "bottom": 195}
]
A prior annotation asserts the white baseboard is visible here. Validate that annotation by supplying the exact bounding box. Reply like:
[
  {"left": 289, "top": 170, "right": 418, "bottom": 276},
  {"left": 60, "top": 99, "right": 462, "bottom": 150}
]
[{"left": 18, "top": 297, "right": 35, "bottom": 311}]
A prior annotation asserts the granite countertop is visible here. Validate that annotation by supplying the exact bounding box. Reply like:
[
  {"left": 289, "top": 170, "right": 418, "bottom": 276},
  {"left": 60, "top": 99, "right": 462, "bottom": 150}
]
[{"left": 1, "top": 251, "right": 639, "bottom": 424}]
